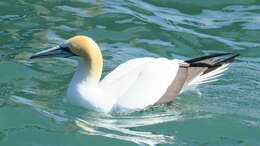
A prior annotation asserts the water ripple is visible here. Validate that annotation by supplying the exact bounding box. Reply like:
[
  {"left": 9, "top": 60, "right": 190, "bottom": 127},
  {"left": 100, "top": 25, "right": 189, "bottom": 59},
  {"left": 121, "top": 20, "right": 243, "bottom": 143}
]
[{"left": 1, "top": 0, "right": 260, "bottom": 145}]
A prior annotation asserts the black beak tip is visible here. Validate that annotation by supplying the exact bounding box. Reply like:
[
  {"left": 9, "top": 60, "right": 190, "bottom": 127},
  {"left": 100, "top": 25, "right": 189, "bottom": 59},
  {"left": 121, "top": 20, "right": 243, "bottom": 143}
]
[{"left": 29, "top": 54, "right": 36, "bottom": 59}]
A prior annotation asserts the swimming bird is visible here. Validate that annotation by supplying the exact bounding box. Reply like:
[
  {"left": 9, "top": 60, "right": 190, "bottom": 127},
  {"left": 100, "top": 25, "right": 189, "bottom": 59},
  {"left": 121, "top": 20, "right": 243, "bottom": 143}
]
[{"left": 30, "top": 35, "right": 239, "bottom": 113}]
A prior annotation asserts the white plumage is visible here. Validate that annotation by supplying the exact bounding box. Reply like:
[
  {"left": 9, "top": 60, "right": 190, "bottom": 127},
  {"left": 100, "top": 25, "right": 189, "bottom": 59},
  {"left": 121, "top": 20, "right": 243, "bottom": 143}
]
[
  {"left": 30, "top": 35, "right": 239, "bottom": 113},
  {"left": 67, "top": 57, "right": 181, "bottom": 113}
]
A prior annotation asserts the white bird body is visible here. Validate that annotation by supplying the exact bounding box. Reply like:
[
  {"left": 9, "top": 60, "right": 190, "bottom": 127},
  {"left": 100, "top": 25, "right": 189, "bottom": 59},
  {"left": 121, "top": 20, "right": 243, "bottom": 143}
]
[
  {"left": 30, "top": 35, "right": 239, "bottom": 113},
  {"left": 67, "top": 57, "right": 182, "bottom": 113}
]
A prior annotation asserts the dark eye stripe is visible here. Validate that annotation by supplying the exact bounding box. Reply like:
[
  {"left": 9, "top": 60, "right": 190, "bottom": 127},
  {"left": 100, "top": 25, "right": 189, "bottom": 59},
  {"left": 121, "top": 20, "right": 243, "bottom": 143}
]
[{"left": 59, "top": 44, "right": 78, "bottom": 56}]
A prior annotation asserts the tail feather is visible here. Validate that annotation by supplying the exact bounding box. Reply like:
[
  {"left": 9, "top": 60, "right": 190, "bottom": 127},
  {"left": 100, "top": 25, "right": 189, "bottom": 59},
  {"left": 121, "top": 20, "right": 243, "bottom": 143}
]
[
  {"left": 184, "top": 53, "right": 239, "bottom": 87},
  {"left": 188, "top": 64, "right": 229, "bottom": 86}
]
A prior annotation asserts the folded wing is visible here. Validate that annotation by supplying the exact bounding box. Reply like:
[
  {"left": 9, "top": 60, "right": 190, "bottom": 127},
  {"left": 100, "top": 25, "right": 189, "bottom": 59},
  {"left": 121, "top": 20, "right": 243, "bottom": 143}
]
[{"left": 100, "top": 58, "right": 180, "bottom": 111}]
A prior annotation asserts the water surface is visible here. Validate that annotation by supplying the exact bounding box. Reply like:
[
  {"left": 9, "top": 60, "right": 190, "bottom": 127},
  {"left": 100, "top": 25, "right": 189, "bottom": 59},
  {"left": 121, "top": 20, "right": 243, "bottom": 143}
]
[{"left": 0, "top": 0, "right": 260, "bottom": 145}]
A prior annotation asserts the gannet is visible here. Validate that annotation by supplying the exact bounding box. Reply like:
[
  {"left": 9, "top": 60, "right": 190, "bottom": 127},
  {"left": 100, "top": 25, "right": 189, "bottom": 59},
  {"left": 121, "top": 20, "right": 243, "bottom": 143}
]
[{"left": 30, "top": 35, "right": 239, "bottom": 113}]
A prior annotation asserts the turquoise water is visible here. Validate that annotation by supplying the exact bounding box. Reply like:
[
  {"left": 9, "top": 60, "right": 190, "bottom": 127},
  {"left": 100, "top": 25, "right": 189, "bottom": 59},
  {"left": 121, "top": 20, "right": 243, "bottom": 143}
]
[{"left": 1, "top": 0, "right": 260, "bottom": 145}]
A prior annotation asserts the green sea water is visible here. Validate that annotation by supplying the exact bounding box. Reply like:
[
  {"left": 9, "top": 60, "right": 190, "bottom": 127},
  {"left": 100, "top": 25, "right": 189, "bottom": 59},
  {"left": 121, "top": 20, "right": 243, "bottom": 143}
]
[{"left": 0, "top": 0, "right": 260, "bottom": 145}]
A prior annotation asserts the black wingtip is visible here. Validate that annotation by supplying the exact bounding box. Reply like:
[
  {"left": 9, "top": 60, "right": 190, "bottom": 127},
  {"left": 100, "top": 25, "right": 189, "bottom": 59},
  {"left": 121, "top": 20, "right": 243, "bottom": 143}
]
[
  {"left": 214, "top": 52, "right": 239, "bottom": 65},
  {"left": 186, "top": 52, "right": 239, "bottom": 68},
  {"left": 185, "top": 52, "right": 239, "bottom": 63}
]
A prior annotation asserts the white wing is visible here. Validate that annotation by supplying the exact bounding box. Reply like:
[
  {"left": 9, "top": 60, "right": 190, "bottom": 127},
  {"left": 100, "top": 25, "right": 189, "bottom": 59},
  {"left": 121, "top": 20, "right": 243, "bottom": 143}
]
[
  {"left": 100, "top": 57, "right": 180, "bottom": 111},
  {"left": 100, "top": 57, "right": 154, "bottom": 102}
]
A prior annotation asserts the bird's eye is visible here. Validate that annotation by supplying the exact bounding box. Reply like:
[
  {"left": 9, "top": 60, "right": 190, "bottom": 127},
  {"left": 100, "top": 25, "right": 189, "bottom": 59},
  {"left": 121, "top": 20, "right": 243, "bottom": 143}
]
[
  {"left": 59, "top": 43, "right": 70, "bottom": 51},
  {"left": 59, "top": 43, "right": 77, "bottom": 57}
]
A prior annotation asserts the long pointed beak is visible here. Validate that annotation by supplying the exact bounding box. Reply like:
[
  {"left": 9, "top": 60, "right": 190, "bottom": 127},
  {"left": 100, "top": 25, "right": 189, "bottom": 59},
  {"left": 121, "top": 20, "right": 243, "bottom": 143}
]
[{"left": 30, "top": 45, "right": 74, "bottom": 59}]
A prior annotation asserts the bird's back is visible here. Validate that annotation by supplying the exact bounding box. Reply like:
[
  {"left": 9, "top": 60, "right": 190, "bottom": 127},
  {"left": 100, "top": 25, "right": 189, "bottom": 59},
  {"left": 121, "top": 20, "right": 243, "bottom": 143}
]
[{"left": 100, "top": 57, "right": 181, "bottom": 112}]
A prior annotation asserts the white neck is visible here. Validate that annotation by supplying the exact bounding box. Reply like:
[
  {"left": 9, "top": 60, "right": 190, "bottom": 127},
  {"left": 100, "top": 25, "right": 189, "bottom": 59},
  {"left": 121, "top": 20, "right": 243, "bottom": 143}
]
[
  {"left": 71, "top": 58, "right": 98, "bottom": 85},
  {"left": 67, "top": 58, "right": 112, "bottom": 113}
]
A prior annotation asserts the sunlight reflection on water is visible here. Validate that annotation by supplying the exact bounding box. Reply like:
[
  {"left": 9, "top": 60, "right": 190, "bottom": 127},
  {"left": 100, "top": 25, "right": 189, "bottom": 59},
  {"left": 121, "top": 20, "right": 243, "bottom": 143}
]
[
  {"left": 10, "top": 95, "right": 212, "bottom": 145},
  {"left": 1, "top": 0, "right": 260, "bottom": 145}
]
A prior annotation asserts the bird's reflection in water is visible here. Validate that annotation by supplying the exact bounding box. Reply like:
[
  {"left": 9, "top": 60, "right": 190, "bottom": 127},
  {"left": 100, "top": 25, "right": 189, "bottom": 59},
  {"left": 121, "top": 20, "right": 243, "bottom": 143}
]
[{"left": 11, "top": 95, "right": 211, "bottom": 145}]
